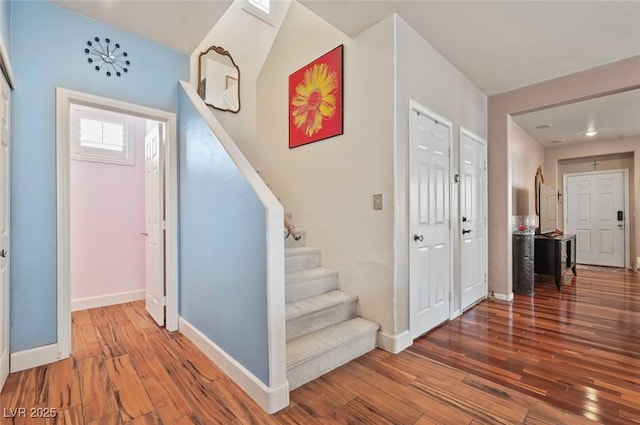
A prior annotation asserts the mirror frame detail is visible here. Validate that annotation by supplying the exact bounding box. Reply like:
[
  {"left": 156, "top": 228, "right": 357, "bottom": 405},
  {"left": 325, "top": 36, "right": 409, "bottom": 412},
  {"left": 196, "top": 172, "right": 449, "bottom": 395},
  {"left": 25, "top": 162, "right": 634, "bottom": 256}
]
[{"left": 198, "top": 46, "right": 241, "bottom": 114}]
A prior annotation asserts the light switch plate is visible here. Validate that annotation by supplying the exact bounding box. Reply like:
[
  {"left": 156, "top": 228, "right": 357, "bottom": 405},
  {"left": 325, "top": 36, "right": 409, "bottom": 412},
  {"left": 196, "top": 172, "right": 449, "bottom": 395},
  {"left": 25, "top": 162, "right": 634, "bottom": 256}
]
[{"left": 373, "top": 193, "right": 383, "bottom": 210}]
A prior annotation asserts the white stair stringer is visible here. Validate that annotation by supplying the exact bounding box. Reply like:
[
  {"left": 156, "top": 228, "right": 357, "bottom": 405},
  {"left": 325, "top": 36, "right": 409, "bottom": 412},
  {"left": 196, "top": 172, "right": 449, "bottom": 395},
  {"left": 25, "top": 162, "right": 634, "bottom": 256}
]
[
  {"left": 283, "top": 231, "right": 380, "bottom": 391},
  {"left": 286, "top": 318, "right": 379, "bottom": 391},
  {"left": 286, "top": 290, "right": 358, "bottom": 341}
]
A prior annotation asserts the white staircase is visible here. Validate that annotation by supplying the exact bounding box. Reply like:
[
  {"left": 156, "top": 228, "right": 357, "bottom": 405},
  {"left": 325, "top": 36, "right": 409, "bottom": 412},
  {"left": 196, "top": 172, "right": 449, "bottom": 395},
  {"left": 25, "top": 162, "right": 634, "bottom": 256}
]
[{"left": 284, "top": 225, "right": 379, "bottom": 390}]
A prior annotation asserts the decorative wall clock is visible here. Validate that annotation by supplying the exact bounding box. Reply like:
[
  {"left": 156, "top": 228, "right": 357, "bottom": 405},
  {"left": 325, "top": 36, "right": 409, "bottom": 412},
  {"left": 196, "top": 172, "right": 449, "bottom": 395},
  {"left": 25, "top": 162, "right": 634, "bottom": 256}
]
[{"left": 84, "top": 37, "right": 131, "bottom": 77}]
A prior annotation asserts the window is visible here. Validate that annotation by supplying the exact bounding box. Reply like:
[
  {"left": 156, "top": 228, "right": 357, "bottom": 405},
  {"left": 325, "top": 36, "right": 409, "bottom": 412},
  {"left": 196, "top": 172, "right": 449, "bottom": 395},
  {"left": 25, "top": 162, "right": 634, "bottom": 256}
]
[
  {"left": 243, "top": 0, "right": 274, "bottom": 25},
  {"left": 70, "top": 104, "right": 135, "bottom": 165}
]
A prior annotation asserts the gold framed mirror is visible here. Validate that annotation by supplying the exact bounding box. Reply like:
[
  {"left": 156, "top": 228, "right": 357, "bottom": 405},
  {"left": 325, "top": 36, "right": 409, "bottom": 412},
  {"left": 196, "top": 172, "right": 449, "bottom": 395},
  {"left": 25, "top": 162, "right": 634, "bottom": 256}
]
[{"left": 197, "top": 46, "right": 240, "bottom": 113}]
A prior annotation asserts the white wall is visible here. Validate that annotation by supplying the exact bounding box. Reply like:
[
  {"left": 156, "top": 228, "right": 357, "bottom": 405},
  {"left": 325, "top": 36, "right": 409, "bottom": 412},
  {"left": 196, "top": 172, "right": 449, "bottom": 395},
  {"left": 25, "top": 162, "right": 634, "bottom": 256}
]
[
  {"left": 190, "top": 0, "right": 291, "bottom": 160},
  {"left": 544, "top": 136, "right": 639, "bottom": 268},
  {"left": 510, "top": 121, "right": 544, "bottom": 219},
  {"left": 256, "top": 3, "right": 396, "bottom": 340},
  {"left": 394, "top": 16, "right": 487, "bottom": 328}
]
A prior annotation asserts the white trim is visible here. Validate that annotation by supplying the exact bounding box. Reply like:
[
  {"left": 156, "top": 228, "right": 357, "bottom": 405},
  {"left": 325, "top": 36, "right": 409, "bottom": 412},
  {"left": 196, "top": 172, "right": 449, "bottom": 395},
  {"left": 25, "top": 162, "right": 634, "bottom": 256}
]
[
  {"left": 408, "top": 99, "right": 454, "bottom": 339},
  {"left": 494, "top": 292, "right": 514, "bottom": 302},
  {"left": 71, "top": 290, "right": 145, "bottom": 312},
  {"left": 10, "top": 344, "right": 61, "bottom": 373},
  {"left": 179, "top": 317, "right": 289, "bottom": 413},
  {"left": 563, "top": 169, "right": 630, "bottom": 269},
  {"left": 377, "top": 330, "right": 412, "bottom": 354},
  {"left": 0, "top": 35, "right": 15, "bottom": 88},
  {"left": 56, "top": 88, "right": 179, "bottom": 360},
  {"left": 179, "top": 81, "right": 287, "bottom": 390}
]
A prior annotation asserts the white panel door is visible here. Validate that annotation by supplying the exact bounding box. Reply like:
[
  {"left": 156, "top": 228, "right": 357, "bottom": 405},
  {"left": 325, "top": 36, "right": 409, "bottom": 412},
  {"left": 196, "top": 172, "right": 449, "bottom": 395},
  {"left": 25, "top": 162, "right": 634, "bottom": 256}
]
[
  {"left": 144, "top": 122, "right": 165, "bottom": 326},
  {"left": 566, "top": 172, "right": 624, "bottom": 267},
  {"left": 0, "top": 72, "right": 10, "bottom": 388},
  {"left": 409, "top": 105, "right": 451, "bottom": 339},
  {"left": 460, "top": 130, "right": 487, "bottom": 311}
]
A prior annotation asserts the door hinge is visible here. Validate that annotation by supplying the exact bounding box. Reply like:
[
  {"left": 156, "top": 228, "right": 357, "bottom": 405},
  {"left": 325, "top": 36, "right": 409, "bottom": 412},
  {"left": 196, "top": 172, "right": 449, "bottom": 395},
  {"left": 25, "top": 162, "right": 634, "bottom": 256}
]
[
  {"left": 161, "top": 220, "right": 167, "bottom": 230},
  {"left": 448, "top": 220, "right": 452, "bottom": 230},
  {"left": 484, "top": 160, "right": 487, "bottom": 171},
  {"left": 448, "top": 147, "right": 451, "bottom": 158},
  {"left": 449, "top": 291, "right": 452, "bottom": 301}
]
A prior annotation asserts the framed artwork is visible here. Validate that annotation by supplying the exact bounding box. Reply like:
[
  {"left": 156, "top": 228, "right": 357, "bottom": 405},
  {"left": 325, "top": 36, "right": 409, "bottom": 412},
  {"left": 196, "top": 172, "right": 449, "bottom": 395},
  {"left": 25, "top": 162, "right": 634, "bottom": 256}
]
[{"left": 289, "top": 45, "right": 343, "bottom": 148}]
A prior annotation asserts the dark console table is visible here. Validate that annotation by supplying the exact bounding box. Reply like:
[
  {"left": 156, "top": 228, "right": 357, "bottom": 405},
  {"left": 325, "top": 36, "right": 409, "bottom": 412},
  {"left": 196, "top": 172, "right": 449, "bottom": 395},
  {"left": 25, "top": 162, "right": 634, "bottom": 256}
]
[{"left": 534, "top": 234, "right": 577, "bottom": 290}]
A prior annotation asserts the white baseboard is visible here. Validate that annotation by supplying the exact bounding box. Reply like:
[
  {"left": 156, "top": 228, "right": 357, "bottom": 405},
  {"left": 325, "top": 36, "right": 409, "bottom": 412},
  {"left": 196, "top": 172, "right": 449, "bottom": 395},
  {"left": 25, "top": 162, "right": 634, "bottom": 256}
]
[
  {"left": 71, "top": 289, "right": 145, "bottom": 312},
  {"left": 10, "top": 343, "right": 66, "bottom": 373},
  {"left": 377, "top": 330, "right": 412, "bottom": 354},
  {"left": 178, "top": 317, "right": 289, "bottom": 414},
  {"left": 493, "top": 292, "right": 514, "bottom": 302}
]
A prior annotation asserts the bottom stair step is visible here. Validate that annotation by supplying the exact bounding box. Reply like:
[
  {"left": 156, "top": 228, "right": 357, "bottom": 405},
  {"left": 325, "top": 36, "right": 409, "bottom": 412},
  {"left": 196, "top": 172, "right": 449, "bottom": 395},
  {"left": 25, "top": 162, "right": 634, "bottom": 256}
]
[{"left": 286, "top": 317, "right": 379, "bottom": 391}]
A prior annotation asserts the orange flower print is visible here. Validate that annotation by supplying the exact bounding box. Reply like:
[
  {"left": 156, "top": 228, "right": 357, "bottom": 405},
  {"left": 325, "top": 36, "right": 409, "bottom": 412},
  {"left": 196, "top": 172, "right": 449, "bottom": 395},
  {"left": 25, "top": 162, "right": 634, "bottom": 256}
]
[{"left": 291, "top": 63, "right": 338, "bottom": 137}]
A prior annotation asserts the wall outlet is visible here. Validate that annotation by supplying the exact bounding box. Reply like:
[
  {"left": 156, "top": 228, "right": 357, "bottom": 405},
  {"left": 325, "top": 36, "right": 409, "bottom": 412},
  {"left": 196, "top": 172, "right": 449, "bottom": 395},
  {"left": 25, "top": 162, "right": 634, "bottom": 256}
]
[{"left": 373, "top": 193, "right": 383, "bottom": 210}]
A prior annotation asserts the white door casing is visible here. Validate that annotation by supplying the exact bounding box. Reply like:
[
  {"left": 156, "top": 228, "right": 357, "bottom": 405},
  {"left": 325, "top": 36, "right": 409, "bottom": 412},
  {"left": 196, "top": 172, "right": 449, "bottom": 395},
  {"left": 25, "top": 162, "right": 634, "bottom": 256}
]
[
  {"left": 0, "top": 71, "right": 11, "bottom": 388},
  {"left": 565, "top": 171, "right": 626, "bottom": 267},
  {"left": 409, "top": 101, "right": 452, "bottom": 339},
  {"left": 55, "top": 88, "right": 178, "bottom": 372},
  {"left": 145, "top": 122, "right": 165, "bottom": 326},
  {"left": 459, "top": 128, "right": 488, "bottom": 311}
]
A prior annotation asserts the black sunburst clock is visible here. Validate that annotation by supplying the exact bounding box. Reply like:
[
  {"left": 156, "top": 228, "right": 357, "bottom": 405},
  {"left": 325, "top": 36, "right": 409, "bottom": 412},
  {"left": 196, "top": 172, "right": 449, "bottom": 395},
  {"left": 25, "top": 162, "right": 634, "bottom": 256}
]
[{"left": 84, "top": 37, "right": 131, "bottom": 77}]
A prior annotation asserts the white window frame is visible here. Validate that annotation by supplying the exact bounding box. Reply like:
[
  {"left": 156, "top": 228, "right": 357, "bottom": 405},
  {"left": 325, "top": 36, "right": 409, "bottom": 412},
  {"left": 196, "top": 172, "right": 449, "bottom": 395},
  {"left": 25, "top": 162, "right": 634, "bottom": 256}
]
[
  {"left": 70, "top": 103, "right": 135, "bottom": 166},
  {"left": 243, "top": 0, "right": 274, "bottom": 26}
]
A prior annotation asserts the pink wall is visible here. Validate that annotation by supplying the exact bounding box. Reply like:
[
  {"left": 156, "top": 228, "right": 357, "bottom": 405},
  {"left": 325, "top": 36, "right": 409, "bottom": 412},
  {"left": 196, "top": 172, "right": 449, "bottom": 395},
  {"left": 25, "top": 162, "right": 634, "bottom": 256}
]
[
  {"left": 488, "top": 56, "right": 640, "bottom": 298},
  {"left": 70, "top": 118, "right": 146, "bottom": 300}
]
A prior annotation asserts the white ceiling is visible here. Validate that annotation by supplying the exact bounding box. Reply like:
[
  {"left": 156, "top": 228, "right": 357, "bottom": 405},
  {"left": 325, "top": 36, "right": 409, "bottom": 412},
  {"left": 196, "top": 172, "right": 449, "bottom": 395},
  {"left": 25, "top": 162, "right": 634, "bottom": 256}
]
[
  {"left": 50, "top": 0, "right": 233, "bottom": 55},
  {"left": 512, "top": 89, "right": 640, "bottom": 148},
  {"left": 300, "top": 0, "right": 640, "bottom": 96}
]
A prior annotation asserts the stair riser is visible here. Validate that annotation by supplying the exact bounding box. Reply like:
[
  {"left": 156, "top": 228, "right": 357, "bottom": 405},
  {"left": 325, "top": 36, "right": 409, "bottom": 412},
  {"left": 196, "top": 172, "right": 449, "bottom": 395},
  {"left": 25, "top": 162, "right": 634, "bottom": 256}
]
[
  {"left": 285, "top": 275, "right": 338, "bottom": 302},
  {"left": 287, "top": 301, "right": 357, "bottom": 341},
  {"left": 287, "top": 330, "right": 377, "bottom": 391},
  {"left": 285, "top": 231, "right": 306, "bottom": 249},
  {"left": 285, "top": 252, "right": 321, "bottom": 272}
]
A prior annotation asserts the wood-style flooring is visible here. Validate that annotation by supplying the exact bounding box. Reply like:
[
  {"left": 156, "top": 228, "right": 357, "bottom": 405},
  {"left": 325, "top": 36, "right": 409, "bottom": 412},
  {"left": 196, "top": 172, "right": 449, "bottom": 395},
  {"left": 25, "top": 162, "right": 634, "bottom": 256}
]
[{"left": 1, "top": 267, "right": 637, "bottom": 424}]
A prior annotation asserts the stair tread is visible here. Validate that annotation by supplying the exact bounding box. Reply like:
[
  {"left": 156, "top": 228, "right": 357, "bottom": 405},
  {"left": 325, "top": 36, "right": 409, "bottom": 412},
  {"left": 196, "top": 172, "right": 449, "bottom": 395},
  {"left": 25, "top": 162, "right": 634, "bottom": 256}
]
[
  {"left": 286, "top": 290, "right": 357, "bottom": 321},
  {"left": 287, "top": 318, "right": 380, "bottom": 369},
  {"left": 285, "top": 267, "right": 338, "bottom": 285},
  {"left": 285, "top": 247, "right": 320, "bottom": 257}
]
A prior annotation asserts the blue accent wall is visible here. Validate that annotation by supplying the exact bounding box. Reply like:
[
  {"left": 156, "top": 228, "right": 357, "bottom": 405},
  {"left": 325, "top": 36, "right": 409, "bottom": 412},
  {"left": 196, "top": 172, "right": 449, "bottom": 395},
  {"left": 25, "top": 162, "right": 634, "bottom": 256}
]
[
  {"left": 178, "top": 89, "right": 270, "bottom": 385},
  {"left": 9, "top": 1, "right": 188, "bottom": 351},
  {"left": 0, "top": 0, "right": 10, "bottom": 53}
]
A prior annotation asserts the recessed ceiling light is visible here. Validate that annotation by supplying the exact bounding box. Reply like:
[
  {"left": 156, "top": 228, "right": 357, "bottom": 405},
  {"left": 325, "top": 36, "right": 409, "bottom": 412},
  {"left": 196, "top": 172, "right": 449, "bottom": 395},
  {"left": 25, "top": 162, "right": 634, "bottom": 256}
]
[
  {"left": 584, "top": 130, "right": 598, "bottom": 137},
  {"left": 535, "top": 124, "right": 552, "bottom": 130},
  {"left": 550, "top": 139, "right": 566, "bottom": 144}
]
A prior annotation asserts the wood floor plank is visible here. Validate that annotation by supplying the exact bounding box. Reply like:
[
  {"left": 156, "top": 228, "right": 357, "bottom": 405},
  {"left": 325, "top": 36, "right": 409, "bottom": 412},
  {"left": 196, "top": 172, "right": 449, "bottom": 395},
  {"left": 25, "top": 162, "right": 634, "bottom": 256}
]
[
  {"left": 273, "top": 404, "right": 322, "bottom": 425},
  {"left": 340, "top": 398, "right": 399, "bottom": 425},
  {"left": 86, "top": 413, "right": 122, "bottom": 425},
  {"left": 47, "top": 358, "right": 81, "bottom": 411},
  {"left": 209, "top": 378, "right": 280, "bottom": 425},
  {"left": 103, "top": 355, "right": 154, "bottom": 422},
  {"left": 71, "top": 326, "right": 101, "bottom": 361},
  {"left": 77, "top": 357, "right": 117, "bottom": 423},
  {"left": 51, "top": 405, "right": 84, "bottom": 425}
]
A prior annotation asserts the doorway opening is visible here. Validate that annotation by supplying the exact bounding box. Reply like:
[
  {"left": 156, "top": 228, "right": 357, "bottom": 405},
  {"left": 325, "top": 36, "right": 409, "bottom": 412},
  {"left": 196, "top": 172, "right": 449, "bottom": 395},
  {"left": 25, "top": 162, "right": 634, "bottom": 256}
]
[{"left": 56, "top": 88, "right": 178, "bottom": 361}]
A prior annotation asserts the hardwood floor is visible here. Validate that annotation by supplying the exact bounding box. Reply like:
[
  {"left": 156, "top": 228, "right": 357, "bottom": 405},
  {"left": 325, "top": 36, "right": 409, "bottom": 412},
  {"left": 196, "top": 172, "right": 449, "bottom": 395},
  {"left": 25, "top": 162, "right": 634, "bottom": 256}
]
[{"left": 1, "top": 267, "right": 636, "bottom": 424}]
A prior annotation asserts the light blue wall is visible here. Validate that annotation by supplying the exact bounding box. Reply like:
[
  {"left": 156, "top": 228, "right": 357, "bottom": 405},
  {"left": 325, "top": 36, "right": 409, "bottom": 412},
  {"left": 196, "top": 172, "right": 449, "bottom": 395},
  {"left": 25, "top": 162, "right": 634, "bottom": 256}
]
[
  {"left": 0, "top": 0, "right": 9, "bottom": 53},
  {"left": 178, "top": 89, "right": 270, "bottom": 385},
  {"left": 10, "top": 1, "right": 188, "bottom": 351}
]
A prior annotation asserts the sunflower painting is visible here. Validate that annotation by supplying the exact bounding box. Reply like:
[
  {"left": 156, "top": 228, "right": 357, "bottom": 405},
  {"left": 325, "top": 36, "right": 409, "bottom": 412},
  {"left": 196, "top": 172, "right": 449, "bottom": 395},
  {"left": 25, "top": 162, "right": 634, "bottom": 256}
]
[{"left": 289, "top": 45, "right": 343, "bottom": 148}]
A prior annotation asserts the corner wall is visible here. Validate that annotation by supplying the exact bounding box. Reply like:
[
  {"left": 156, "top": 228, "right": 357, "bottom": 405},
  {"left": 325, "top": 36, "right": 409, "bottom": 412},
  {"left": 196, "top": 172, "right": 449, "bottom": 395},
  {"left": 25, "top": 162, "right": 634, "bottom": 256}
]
[{"left": 510, "top": 121, "right": 544, "bottom": 219}]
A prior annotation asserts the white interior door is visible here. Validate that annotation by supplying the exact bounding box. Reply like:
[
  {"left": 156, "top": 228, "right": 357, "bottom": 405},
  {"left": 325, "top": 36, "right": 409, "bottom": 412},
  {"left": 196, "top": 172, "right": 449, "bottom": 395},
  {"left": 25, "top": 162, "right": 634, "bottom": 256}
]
[
  {"left": 409, "top": 104, "right": 451, "bottom": 339},
  {"left": 0, "top": 72, "right": 11, "bottom": 388},
  {"left": 459, "top": 130, "right": 487, "bottom": 310},
  {"left": 144, "top": 122, "right": 165, "bottom": 326},
  {"left": 566, "top": 172, "right": 625, "bottom": 267}
]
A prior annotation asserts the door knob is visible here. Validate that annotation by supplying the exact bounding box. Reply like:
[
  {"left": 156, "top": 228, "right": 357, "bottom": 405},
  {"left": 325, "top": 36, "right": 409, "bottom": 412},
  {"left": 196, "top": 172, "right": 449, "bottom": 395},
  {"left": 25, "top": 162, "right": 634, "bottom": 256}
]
[
  {"left": 0, "top": 249, "right": 5, "bottom": 258},
  {"left": 413, "top": 234, "right": 424, "bottom": 242},
  {"left": 462, "top": 229, "right": 473, "bottom": 235},
  {"left": 462, "top": 216, "right": 468, "bottom": 222}
]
